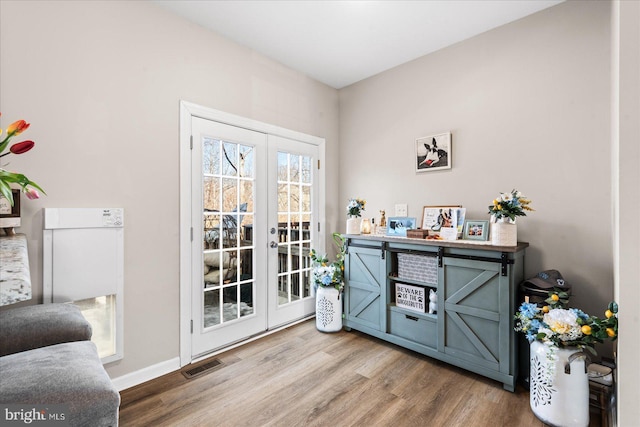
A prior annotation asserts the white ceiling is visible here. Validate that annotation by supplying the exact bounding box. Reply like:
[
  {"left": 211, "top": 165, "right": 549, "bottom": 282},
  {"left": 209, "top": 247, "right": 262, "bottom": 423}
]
[{"left": 152, "top": 0, "right": 564, "bottom": 89}]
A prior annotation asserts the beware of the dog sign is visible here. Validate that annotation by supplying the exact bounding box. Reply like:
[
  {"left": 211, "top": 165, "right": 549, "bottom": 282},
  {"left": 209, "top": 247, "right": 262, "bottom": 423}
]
[{"left": 396, "top": 283, "right": 425, "bottom": 313}]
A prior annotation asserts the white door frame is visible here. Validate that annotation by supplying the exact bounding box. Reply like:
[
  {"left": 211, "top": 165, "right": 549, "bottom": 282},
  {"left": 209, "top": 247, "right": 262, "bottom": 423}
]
[{"left": 179, "top": 101, "right": 326, "bottom": 367}]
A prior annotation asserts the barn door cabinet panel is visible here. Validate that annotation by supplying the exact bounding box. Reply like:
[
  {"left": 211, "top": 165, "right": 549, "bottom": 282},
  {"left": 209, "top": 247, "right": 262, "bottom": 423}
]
[
  {"left": 342, "top": 235, "right": 527, "bottom": 392},
  {"left": 343, "top": 241, "right": 387, "bottom": 334}
]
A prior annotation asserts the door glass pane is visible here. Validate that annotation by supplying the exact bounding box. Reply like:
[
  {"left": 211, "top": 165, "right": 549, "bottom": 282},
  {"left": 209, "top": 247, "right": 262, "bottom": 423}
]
[
  {"left": 302, "top": 266, "right": 311, "bottom": 298},
  {"left": 291, "top": 272, "right": 301, "bottom": 300},
  {"left": 302, "top": 186, "right": 311, "bottom": 212},
  {"left": 240, "top": 283, "right": 254, "bottom": 317},
  {"left": 239, "top": 248, "right": 253, "bottom": 279},
  {"left": 290, "top": 155, "right": 300, "bottom": 182},
  {"left": 203, "top": 177, "right": 220, "bottom": 211},
  {"left": 223, "top": 178, "right": 237, "bottom": 212},
  {"left": 222, "top": 214, "right": 239, "bottom": 249},
  {"left": 202, "top": 137, "right": 255, "bottom": 329},
  {"left": 241, "top": 180, "right": 254, "bottom": 214},
  {"left": 278, "top": 276, "right": 288, "bottom": 304},
  {"left": 203, "top": 139, "right": 220, "bottom": 175},
  {"left": 204, "top": 289, "right": 220, "bottom": 327},
  {"left": 278, "top": 245, "right": 289, "bottom": 274},
  {"left": 239, "top": 145, "right": 253, "bottom": 178},
  {"left": 204, "top": 213, "right": 221, "bottom": 250},
  {"left": 301, "top": 156, "right": 311, "bottom": 184},
  {"left": 290, "top": 185, "right": 300, "bottom": 213},
  {"left": 224, "top": 250, "right": 238, "bottom": 284},
  {"left": 223, "top": 285, "right": 238, "bottom": 322},
  {"left": 277, "top": 152, "right": 288, "bottom": 181},
  {"left": 241, "top": 214, "right": 254, "bottom": 247},
  {"left": 277, "top": 152, "right": 313, "bottom": 306},
  {"left": 222, "top": 142, "right": 238, "bottom": 176}
]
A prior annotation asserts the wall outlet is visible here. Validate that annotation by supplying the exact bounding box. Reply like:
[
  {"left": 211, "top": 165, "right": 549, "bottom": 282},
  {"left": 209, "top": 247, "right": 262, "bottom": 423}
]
[{"left": 395, "top": 203, "right": 408, "bottom": 217}]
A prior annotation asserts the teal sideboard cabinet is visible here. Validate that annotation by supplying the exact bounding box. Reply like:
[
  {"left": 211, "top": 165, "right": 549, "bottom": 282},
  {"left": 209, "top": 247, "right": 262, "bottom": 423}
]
[{"left": 343, "top": 235, "right": 528, "bottom": 391}]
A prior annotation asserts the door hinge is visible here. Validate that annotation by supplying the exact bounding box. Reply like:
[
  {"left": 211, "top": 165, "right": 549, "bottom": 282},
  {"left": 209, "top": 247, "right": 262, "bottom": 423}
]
[
  {"left": 190, "top": 319, "right": 193, "bottom": 334},
  {"left": 190, "top": 227, "right": 193, "bottom": 242},
  {"left": 318, "top": 222, "right": 320, "bottom": 232},
  {"left": 190, "top": 135, "right": 193, "bottom": 150},
  {"left": 317, "top": 159, "right": 320, "bottom": 169}
]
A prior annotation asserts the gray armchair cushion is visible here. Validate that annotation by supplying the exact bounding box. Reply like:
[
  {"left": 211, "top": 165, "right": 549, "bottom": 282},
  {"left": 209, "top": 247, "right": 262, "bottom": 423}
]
[
  {"left": 0, "top": 341, "right": 120, "bottom": 427},
  {"left": 0, "top": 304, "right": 92, "bottom": 357}
]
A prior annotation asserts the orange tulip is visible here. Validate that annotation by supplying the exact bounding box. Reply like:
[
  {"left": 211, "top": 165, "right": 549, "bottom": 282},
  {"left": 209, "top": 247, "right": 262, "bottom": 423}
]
[{"left": 6, "top": 120, "right": 30, "bottom": 137}]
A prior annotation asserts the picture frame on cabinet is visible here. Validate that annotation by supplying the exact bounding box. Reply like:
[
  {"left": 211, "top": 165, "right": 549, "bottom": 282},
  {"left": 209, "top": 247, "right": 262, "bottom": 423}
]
[
  {"left": 421, "top": 205, "right": 460, "bottom": 233},
  {"left": 463, "top": 220, "right": 490, "bottom": 241},
  {"left": 0, "top": 189, "right": 20, "bottom": 218},
  {"left": 455, "top": 208, "right": 466, "bottom": 236},
  {"left": 0, "top": 189, "right": 21, "bottom": 231},
  {"left": 416, "top": 132, "right": 452, "bottom": 172},
  {"left": 386, "top": 217, "right": 416, "bottom": 237}
]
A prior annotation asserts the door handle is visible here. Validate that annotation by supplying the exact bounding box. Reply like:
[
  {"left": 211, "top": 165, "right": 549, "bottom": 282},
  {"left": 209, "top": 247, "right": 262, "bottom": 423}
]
[{"left": 270, "top": 241, "right": 278, "bottom": 249}]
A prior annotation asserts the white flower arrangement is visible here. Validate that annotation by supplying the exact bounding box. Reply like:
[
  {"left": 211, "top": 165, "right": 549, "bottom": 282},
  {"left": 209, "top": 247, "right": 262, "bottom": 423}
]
[
  {"left": 346, "top": 198, "right": 366, "bottom": 218},
  {"left": 515, "top": 290, "right": 618, "bottom": 354},
  {"left": 516, "top": 291, "right": 618, "bottom": 382},
  {"left": 488, "top": 189, "right": 533, "bottom": 221}
]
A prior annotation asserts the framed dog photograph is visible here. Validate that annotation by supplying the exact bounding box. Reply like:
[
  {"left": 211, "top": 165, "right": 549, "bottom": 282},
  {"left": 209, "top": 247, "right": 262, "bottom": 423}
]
[
  {"left": 463, "top": 220, "right": 489, "bottom": 241},
  {"left": 416, "top": 132, "right": 452, "bottom": 172},
  {"left": 386, "top": 217, "right": 416, "bottom": 237},
  {"left": 421, "top": 205, "right": 460, "bottom": 233}
]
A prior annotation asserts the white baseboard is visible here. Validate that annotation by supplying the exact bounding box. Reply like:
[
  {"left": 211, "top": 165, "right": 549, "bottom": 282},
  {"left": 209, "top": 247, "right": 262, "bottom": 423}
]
[{"left": 111, "top": 357, "right": 180, "bottom": 392}]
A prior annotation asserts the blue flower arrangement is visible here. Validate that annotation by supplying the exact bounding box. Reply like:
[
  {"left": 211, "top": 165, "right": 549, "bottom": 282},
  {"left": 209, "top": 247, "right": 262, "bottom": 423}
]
[{"left": 309, "top": 233, "right": 346, "bottom": 293}]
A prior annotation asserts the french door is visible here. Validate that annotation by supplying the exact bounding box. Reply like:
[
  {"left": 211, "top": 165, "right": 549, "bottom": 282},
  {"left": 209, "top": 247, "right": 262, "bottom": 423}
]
[
  {"left": 190, "top": 116, "right": 320, "bottom": 358},
  {"left": 267, "top": 135, "right": 318, "bottom": 328}
]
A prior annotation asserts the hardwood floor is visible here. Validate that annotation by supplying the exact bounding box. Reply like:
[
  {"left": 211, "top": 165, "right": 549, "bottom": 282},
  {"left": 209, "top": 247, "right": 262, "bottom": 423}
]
[{"left": 118, "top": 320, "right": 594, "bottom": 426}]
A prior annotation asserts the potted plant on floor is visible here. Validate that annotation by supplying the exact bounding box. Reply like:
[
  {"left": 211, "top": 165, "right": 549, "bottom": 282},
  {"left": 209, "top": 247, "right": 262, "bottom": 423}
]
[
  {"left": 310, "top": 233, "right": 346, "bottom": 332},
  {"left": 515, "top": 289, "right": 618, "bottom": 427}
]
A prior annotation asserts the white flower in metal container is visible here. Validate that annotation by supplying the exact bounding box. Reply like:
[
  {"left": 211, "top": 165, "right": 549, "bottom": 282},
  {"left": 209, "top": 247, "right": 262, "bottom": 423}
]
[{"left": 543, "top": 308, "right": 581, "bottom": 341}]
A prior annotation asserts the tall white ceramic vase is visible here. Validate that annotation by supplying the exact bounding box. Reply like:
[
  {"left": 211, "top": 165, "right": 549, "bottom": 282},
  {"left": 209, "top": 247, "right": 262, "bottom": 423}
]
[
  {"left": 346, "top": 217, "right": 362, "bottom": 235},
  {"left": 491, "top": 218, "right": 517, "bottom": 246},
  {"left": 315, "top": 285, "right": 343, "bottom": 332},
  {"left": 529, "top": 341, "right": 590, "bottom": 427}
]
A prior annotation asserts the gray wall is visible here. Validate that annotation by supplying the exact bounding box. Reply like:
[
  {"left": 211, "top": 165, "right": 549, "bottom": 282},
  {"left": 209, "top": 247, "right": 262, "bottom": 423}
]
[
  {"left": 0, "top": 0, "right": 340, "bottom": 378},
  {"left": 339, "top": 1, "right": 613, "bottom": 323}
]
